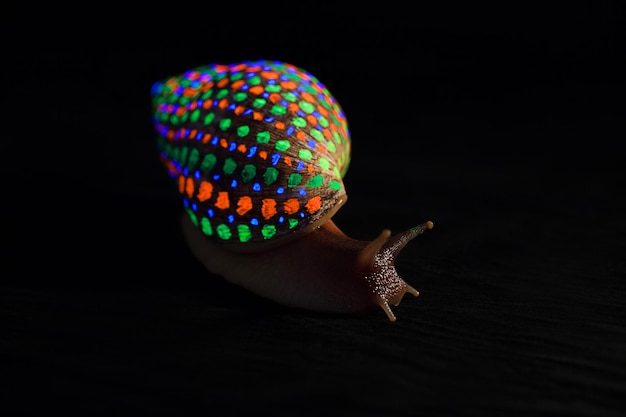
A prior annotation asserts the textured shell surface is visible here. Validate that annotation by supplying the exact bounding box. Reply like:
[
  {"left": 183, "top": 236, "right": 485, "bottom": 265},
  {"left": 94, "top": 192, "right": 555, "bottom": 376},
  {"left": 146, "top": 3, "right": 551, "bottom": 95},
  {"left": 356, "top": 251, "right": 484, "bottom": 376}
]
[{"left": 151, "top": 60, "right": 352, "bottom": 246}]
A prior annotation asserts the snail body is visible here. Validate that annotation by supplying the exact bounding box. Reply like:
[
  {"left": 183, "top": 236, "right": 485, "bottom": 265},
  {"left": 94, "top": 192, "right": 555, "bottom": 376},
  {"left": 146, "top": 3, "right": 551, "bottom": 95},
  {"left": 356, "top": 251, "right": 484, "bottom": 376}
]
[{"left": 152, "top": 60, "right": 433, "bottom": 321}]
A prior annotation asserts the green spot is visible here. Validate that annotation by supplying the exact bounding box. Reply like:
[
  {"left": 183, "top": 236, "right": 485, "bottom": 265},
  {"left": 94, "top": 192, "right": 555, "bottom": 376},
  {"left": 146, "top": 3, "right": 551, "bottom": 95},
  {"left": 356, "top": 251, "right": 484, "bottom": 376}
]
[
  {"left": 292, "top": 117, "right": 306, "bottom": 128},
  {"left": 186, "top": 208, "right": 198, "bottom": 226},
  {"left": 187, "top": 148, "right": 200, "bottom": 170},
  {"left": 216, "top": 224, "right": 232, "bottom": 240},
  {"left": 319, "top": 158, "right": 330, "bottom": 170},
  {"left": 216, "top": 89, "right": 229, "bottom": 99},
  {"left": 233, "top": 92, "right": 247, "bottom": 102},
  {"left": 333, "top": 167, "right": 341, "bottom": 177},
  {"left": 253, "top": 98, "right": 267, "bottom": 108},
  {"left": 179, "top": 147, "right": 189, "bottom": 166},
  {"left": 230, "top": 72, "right": 244, "bottom": 81},
  {"left": 159, "top": 112, "right": 168, "bottom": 123},
  {"left": 200, "top": 153, "right": 217, "bottom": 172},
  {"left": 237, "top": 125, "right": 250, "bottom": 137},
  {"left": 283, "top": 92, "right": 297, "bottom": 102},
  {"left": 263, "top": 167, "right": 279, "bottom": 185},
  {"left": 200, "top": 217, "right": 213, "bottom": 236},
  {"left": 256, "top": 131, "right": 270, "bottom": 144},
  {"left": 170, "top": 114, "right": 179, "bottom": 125},
  {"left": 318, "top": 116, "right": 329, "bottom": 128},
  {"left": 332, "top": 131, "right": 341, "bottom": 144},
  {"left": 219, "top": 118, "right": 231, "bottom": 131},
  {"left": 328, "top": 180, "right": 341, "bottom": 191},
  {"left": 288, "top": 218, "right": 299, "bottom": 229},
  {"left": 248, "top": 76, "right": 261, "bottom": 86},
  {"left": 275, "top": 140, "right": 290, "bottom": 151},
  {"left": 203, "top": 112, "right": 215, "bottom": 125},
  {"left": 310, "top": 129, "right": 324, "bottom": 141},
  {"left": 237, "top": 224, "right": 252, "bottom": 242},
  {"left": 270, "top": 105, "right": 287, "bottom": 115},
  {"left": 181, "top": 112, "right": 189, "bottom": 123},
  {"left": 327, "top": 140, "right": 336, "bottom": 153},
  {"left": 201, "top": 89, "right": 213, "bottom": 100},
  {"left": 179, "top": 96, "right": 189, "bottom": 106},
  {"left": 190, "top": 109, "right": 200, "bottom": 123},
  {"left": 266, "top": 84, "right": 281, "bottom": 93},
  {"left": 298, "top": 149, "right": 313, "bottom": 161},
  {"left": 261, "top": 224, "right": 277, "bottom": 239},
  {"left": 241, "top": 164, "right": 257, "bottom": 182},
  {"left": 299, "top": 100, "right": 315, "bottom": 114},
  {"left": 305, "top": 174, "right": 324, "bottom": 188},
  {"left": 288, "top": 173, "right": 302, "bottom": 188},
  {"left": 223, "top": 158, "right": 237, "bottom": 175}
]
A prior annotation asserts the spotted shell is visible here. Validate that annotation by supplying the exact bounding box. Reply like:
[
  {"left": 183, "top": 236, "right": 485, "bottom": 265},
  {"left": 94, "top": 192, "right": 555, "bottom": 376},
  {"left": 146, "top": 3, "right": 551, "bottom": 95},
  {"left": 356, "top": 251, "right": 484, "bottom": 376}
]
[{"left": 151, "top": 60, "right": 351, "bottom": 246}]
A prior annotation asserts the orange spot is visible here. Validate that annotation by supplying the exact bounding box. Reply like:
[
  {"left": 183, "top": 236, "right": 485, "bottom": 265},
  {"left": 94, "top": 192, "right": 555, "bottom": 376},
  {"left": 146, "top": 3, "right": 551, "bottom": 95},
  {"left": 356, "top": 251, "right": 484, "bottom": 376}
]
[
  {"left": 301, "top": 92, "right": 315, "bottom": 103},
  {"left": 202, "top": 100, "right": 212, "bottom": 109},
  {"left": 215, "top": 192, "right": 230, "bottom": 210},
  {"left": 185, "top": 177, "right": 195, "bottom": 198},
  {"left": 200, "top": 81, "right": 214, "bottom": 91},
  {"left": 220, "top": 138, "right": 229, "bottom": 148},
  {"left": 189, "top": 129, "right": 197, "bottom": 139},
  {"left": 269, "top": 93, "right": 281, "bottom": 103},
  {"left": 167, "top": 130, "right": 175, "bottom": 140},
  {"left": 189, "top": 101, "right": 197, "bottom": 110},
  {"left": 234, "top": 106, "right": 245, "bottom": 115},
  {"left": 218, "top": 99, "right": 228, "bottom": 109},
  {"left": 323, "top": 129, "right": 331, "bottom": 139},
  {"left": 283, "top": 198, "right": 300, "bottom": 215},
  {"left": 178, "top": 175, "right": 185, "bottom": 194},
  {"left": 316, "top": 105, "right": 329, "bottom": 117},
  {"left": 176, "top": 107, "right": 185, "bottom": 116},
  {"left": 202, "top": 133, "right": 212, "bottom": 144},
  {"left": 307, "top": 164, "right": 314, "bottom": 173},
  {"left": 305, "top": 196, "right": 322, "bottom": 213},
  {"left": 236, "top": 196, "right": 253, "bottom": 216},
  {"left": 283, "top": 156, "right": 292, "bottom": 166},
  {"left": 317, "top": 144, "right": 326, "bottom": 153},
  {"left": 187, "top": 71, "right": 200, "bottom": 80},
  {"left": 280, "top": 81, "right": 297, "bottom": 89},
  {"left": 249, "top": 85, "right": 264, "bottom": 95},
  {"left": 214, "top": 65, "right": 229, "bottom": 72},
  {"left": 183, "top": 87, "right": 198, "bottom": 98},
  {"left": 275, "top": 121, "right": 285, "bottom": 130},
  {"left": 231, "top": 80, "right": 245, "bottom": 90},
  {"left": 253, "top": 112, "right": 263, "bottom": 121},
  {"left": 217, "top": 78, "right": 229, "bottom": 88},
  {"left": 261, "top": 198, "right": 277, "bottom": 219},
  {"left": 296, "top": 131, "right": 306, "bottom": 141},
  {"left": 288, "top": 103, "right": 299, "bottom": 112},
  {"left": 248, "top": 65, "right": 261, "bottom": 72},
  {"left": 197, "top": 181, "right": 213, "bottom": 202},
  {"left": 259, "top": 151, "right": 268, "bottom": 160},
  {"left": 306, "top": 114, "right": 317, "bottom": 125},
  {"left": 237, "top": 143, "right": 247, "bottom": 153},
  {"left": 261, "top": 71, "right": 278, "bottom": 79},
  {"left": 232, "top": 63, "right": 247, "bottom": 72}
]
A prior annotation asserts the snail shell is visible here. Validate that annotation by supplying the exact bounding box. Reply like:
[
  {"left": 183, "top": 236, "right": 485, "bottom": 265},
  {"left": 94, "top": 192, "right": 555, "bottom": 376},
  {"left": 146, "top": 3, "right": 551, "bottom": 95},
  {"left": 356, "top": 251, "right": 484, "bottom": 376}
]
[{"left": 152, "top": 59, "right": 433, "bottom": 321}]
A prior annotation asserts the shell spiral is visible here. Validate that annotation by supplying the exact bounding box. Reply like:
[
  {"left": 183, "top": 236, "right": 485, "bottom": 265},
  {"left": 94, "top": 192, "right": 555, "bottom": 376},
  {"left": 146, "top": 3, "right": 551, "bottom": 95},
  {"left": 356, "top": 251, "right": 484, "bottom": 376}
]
[{"left": 151, "top": 60, "right": 351, "bottom": 247}]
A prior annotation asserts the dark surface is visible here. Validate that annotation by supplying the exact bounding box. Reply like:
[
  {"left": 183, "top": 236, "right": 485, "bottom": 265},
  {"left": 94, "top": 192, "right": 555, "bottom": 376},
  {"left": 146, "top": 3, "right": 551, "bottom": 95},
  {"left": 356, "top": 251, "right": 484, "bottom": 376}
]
[{"left": 3, "top": 7, "right": 625, "bottom": 416}]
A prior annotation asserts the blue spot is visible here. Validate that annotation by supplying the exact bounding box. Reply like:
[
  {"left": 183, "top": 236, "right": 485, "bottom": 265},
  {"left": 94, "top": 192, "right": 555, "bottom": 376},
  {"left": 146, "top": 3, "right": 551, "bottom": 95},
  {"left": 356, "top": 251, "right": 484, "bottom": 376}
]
[
  {"left": 250, "top": 218, "right": 259, "bottom": 226},
  {"left": 194, "top": 170, "right": 201, "bottom": 179},
  {"left": 231, "top": 179, "right": 238, "bottom": 188},
  {"left": 207, "top": 209, "right": 214, "bottom": 218},
  {"left": 183, "top": 168, "right": 189, "bottom": 176},
  {"left": 313, "top": 111, "right": 322, "bottom": 118},
  {"left": 185, "top": 128, "right": 191, "bottom": 137},
  {"left": 299, "top": 189, "right": 307, "bottom": 196},
  {"left": 192, "top": 203, "right": 197, "bottom": 211},
  {"left": 300, "top": 212, "right": 305, "bottom": 218},
  {"left": 252, "top": 182, "right": 261, "bottom": 191},
  {"left": 307, "top": 139, "right": 316, "bottom": 149},
  {"left": 211, "top": 137, "right": 219, "bottom": 146},
  {"left": 297, "top": 85, "right": 306, "bottom": 92},
  {"left": 213, "top": 174, "right": 220, "bottom": 181},
  {"left": 280, "top": 74, "right": 289, "bottom": 81},
  {"left": 286, "top": 125, "right": 294, "bottom": 136},
  {"left": 228, "top": 103, "right": 236, "bottom": 111},
  {"left": 228, "top": 214, "right": 235, "bottom": 223},
  {"left": 213, "top": 100, "right": 220, "bottom": 107},
  {"left": 246, "top": 72, "right": 255, "bottom": 78},
  {"left": 263, "top": 65, "right": 271, "bottom": 71},
  {"left": 247, "top": 146, "right": 257, "bottom": 158},
  {"left": 297, "top": 110, "right": 306, "bottom": 117},
  {"left": 241, "top": 84, "right": 249, "bottom": 91},
  {"left": 296, "top": 161, "right": 305, "bottom": 171},
  {"left": 229, "top": 142, "right": 236, "bottom": 152},
  {"left": 267, "top": 79, "right": 276, "bottom": 85},
  {"left": 190, "top": 80, "right": 201, "bottom": 88},
  {"left": 197, "top": 100, "right": 204, "bottom": 107},
  {"left": 264, "top": 116, "right": 275, "bottom": 123},
  {"left": 243, "top": 108, "right": 253, "bottom": 115},
  {"left": 183, "top": 199, "right": 189, "bottom": 207},
  {"left": 278, "top": 216, "right": 284, "bottom": 223},
  {"left": 271, "top": 153, "right": 281, "bottom": 166},
  {"left": 280, "top": 99, "right": 288, "bottom": 107},
  {"left": 175, "top": 87, "right": 184, "bottom": 95},
  {"left": 276, "top": 187, "right": 284, "bottom": 194},
  {"left": 262, "top": 92, "right": 269, "bottom": 98},
  {"left": 196, "top": 132, "right": 203, "bottom": 141}
]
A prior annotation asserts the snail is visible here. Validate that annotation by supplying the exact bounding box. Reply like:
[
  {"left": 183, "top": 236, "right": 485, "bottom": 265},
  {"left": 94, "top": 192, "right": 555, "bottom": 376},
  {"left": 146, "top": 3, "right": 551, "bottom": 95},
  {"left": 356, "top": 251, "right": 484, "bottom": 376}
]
[{"left": 151, "top": 59, "right": 433, "bottom": 322}]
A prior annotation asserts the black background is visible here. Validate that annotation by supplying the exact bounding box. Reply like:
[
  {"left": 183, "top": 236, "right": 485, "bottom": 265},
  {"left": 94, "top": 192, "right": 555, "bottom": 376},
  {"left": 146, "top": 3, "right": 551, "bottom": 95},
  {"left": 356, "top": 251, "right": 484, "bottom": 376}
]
[{"left": 3, "top": 5, "right": 625, "bottom": 416}]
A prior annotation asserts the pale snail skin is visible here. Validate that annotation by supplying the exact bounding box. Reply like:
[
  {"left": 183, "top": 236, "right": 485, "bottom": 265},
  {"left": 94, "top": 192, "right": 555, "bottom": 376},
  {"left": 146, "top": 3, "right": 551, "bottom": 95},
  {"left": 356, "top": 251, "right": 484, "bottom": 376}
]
[{"left": 154, "top": 60, "right": 434, "bottom": 322}]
